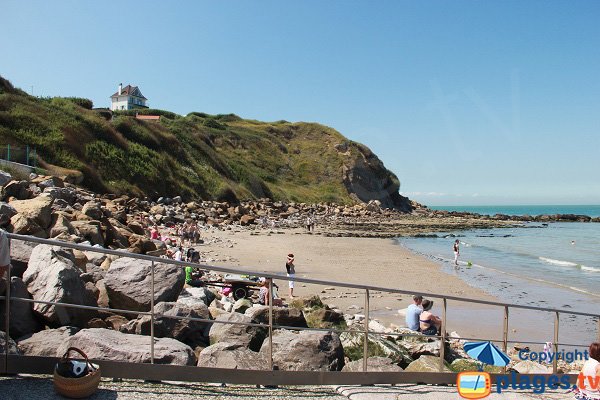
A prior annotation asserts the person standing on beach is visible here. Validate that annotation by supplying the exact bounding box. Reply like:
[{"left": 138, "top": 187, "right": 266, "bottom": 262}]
[
  {"left": 453, "top": 239, "right": 460, "bottom": 266},
  {"left": 285, "top": 253, "right": 296, "bottom": 298}
]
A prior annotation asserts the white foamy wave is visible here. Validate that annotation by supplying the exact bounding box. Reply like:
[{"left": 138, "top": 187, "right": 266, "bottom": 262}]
[
  {"left": 580, "top": 265, "right": 600, "bottom": 273},
  {"left": 538, "top": 257, "right": 578, "bottom": 267}
]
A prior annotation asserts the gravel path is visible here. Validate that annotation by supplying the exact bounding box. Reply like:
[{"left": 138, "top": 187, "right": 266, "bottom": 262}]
[{"left": 0, "top": 376, "right": 345, "bottom": 400}]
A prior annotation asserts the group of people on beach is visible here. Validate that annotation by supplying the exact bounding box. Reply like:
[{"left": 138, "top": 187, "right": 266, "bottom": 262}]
[{"left": 405, "top": 294, "right": 442, "bottom": 336}]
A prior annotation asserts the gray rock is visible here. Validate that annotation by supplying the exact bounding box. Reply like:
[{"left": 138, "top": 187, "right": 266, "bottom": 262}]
[
  {"left": 402, "top": 339, "right": 442, "bottom": 359},
  {"left": 1, "top": 180, "right": 31, "bottom": 201},
  {"left": 245, "top": 306, "right": 308, "bottom": 328},
  {"left": 512, "top": 360, "right": 552, "bottom": 374},
  {"left": 342, "top": 356, "right": 403, "bottom": 372},
  {"left": 232, "top": 298, "right": 253, "bottom": 314},
  {"left": 17, "top": 326, "right": 79, "bottom": 357},
  {"left": 120, "top": 301, "right": 211, "bottom": 347},
  {"left": 0, "top": 330, "right": 21, "bottom": 354},
  {"left": 198, "top": 342, "right": 267, "bottom": 370},
  {"left": 7, "top": 239, "right": 36, "bottom": 278},
  {"left": 43, "top": 187, "right": 78, "bottom": 204},
  {"left": 67, "top": 328, "right": 196, "bottom": 365},
  {"left": 104, "top": 258, "right": 185, "bottom": 312},
  {"left": 260, "top": 329, "right": 344, "bottom": 371},
  {"left": 0, "top": 170, "right": 12, "bottom": 187},
  {"left": 0, "top": 202, "right": 17, "bottom": 219},
  {"left": 178, "top": 287, "right": 216, "bottom": 308},
  {"left": 209, "top": 312, "right": 267, "bottom": 351},
  {"left": 405, "top": 355, "right": 451, "bottom": 372},
  {"left": 22, "top": 244, "right": 98, "bottom": 326},
  {"left": 80, "top": 263, "right": 106, "bottom": 284},
  {"left": 0, "top": 277, "right": 43, "bottom": 339},
  {"left": 81, "top": 201, "right": 104, "bottom": 220}
]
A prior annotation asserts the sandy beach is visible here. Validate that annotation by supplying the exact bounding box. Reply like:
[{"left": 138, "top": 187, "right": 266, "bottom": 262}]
[{"left": 196, "top": 226, "right": 526, "bottom": 342}]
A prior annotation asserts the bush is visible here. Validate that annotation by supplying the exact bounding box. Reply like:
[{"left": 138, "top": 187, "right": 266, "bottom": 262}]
[{"left": 203, "top": 118, "right": 226, "bottom": 130}]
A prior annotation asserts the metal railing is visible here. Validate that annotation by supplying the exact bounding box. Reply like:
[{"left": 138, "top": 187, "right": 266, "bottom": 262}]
[
  {"left": 1, "top": 233, "right": 598, "bottom": 385},
  {"left": 0, "top": 145, "right": 37, "bottom": 168}
]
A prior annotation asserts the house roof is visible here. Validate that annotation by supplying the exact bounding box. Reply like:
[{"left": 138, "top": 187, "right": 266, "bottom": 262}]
[
  {"left": 110, "top": 85, "right": 147, "bottom": 99},
  {"left": 136, "top": 114, "right": 160, "bottom": 121}
]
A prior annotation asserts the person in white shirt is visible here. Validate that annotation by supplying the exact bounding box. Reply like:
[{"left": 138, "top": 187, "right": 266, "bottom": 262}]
[{"left": 575, "top": 342, "right": 600, "bottom": 400}]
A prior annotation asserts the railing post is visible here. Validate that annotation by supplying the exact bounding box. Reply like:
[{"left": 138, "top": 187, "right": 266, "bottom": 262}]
[
  {"left": 150, "top": 261, "right": 155, "bottom": 364},
  {"left": 6, "top": 144, "right": 10, "bottom": 162},
  {"left": 3, "top": 238, "right": 11, "bottom": 373},
  {"left": 363, "top": 288, "right": 369, "bottom": 372},
  {"left": 503, "top": 306, "right": 509, "bottom": 373},
  {"left": 553, "top": 312, "right": 559, "bottom": 374},
  {"left": 268, "top": 278, "right": 273, "bottom": 372},
  {"left": 26, "top": 146, "right": 29, "bottom": 166},
  {"left": 439, "top": 298, "right": 447, "bottom": 372},
  {"left": 597, "top": 317, "right": 600, "bottom": 342}
]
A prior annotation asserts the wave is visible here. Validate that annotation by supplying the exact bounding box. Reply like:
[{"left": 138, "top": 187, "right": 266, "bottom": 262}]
[
  {"left": 538, "top": 257, "right": 599, "bottom": 272},
  {"left": 538, "top": 257, "right": 578, "bottom": 267}
]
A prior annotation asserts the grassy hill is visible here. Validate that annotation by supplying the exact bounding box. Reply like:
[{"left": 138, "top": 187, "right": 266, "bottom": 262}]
[{"left": 0, "top": 75, "right": 411, "bottom": 210}]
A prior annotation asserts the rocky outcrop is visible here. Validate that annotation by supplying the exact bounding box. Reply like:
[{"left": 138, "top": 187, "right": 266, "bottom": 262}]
[
  {"left": 17, "top": 326, "right": 80, "bottom": 357},
  {"left": 209, "top": 313, "right": 267, "bottom": 352},
  {"left": 22, "top": 245, "right": 98, "bottom": 327},
  {"left": 104, "top": 258, "right": 185, "bottom": 312},
  {"left": 66, "top": 328, "right": 196, "bottom": 365},
  {"left": 197, "top": 342, "right": 267, "bottom": 370},
  {"left": 342, "top": 357, "right": 403, "bottom": 372},
  {"left": 260, "top": 329, "right": 344, "bottom": 371},
  {"left": 10, "top": 195, "right": 54, "bottom": 230}
]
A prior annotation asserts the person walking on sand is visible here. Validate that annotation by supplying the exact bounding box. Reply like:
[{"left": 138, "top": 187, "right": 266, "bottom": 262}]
[
  {"left": 453, "top": 239, "right": 460, "bottom": 266},
  {"left": 285, "top": 253, "right": 296, "bottom": 298}
]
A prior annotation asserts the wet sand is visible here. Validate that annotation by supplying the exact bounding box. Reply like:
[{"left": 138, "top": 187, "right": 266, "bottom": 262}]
[{"left": 198, "top": 227, "right": 548, "bottom": 343}]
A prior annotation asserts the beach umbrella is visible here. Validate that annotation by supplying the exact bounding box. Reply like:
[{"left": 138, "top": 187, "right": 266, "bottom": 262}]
[{"left": 464, "top": 341, "right": 510, "bottom": 367}]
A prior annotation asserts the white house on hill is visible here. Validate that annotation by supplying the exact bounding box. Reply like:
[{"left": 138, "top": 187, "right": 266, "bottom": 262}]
[{"left": 110, "top": 83, "right": 148, "bottom": 111}]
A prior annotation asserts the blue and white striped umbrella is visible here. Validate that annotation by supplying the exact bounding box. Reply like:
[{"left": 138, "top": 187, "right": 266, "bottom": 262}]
[{"left": 464, "top": 341, "right": 510, "bottom": 367}]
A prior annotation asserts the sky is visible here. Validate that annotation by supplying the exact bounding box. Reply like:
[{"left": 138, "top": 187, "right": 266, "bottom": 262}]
[{"left": 1, "top": 0, "right": 599, "bottom": 206}]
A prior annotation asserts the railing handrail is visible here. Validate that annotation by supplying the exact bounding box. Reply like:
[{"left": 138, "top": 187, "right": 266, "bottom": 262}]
[{"left": 7, "top": 232, "right": 600, "bottom": 319}]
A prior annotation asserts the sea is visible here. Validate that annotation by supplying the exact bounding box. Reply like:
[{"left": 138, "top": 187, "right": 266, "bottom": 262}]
[{"left": 397, "top": 205, "right": 600, "bottom": 349}]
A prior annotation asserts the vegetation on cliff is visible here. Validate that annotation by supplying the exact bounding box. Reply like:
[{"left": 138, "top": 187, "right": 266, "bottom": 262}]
[{"left": 0, "top": 76, "right": 410, "bottom": 209}]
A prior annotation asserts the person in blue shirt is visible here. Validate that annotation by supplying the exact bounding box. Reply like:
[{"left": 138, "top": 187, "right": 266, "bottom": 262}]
[{"left": 405, "top": 295, "right": 423, "bottom": 331}]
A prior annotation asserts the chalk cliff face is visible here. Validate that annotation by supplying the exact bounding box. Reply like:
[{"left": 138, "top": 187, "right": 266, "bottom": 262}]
[{"left": 0, "top": 75, "right": 412, "bottom": 210}]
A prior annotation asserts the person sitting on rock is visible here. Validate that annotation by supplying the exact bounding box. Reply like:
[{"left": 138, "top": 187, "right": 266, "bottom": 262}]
[
  {"left": 419, "top": 299, "right": 442, "bottom": 336},
  {"left": 258, "top": 277, "right": 283, "bottom": 306},
  {"left": 184, "top": 251, "right": 203, "bottom": 287}
]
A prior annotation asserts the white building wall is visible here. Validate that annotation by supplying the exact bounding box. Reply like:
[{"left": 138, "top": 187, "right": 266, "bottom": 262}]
[{"left": 110, "top": 96, "right": 130, "bottom": 111}]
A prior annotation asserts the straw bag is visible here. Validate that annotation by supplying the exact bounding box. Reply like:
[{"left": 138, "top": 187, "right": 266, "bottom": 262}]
[{"left": 53, "top": 347, "right": 101, "bottom": 398}]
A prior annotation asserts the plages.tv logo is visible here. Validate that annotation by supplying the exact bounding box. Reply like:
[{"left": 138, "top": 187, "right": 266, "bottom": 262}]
[{"left": 457, "top": 341, "right": 510, "bottom": 399}]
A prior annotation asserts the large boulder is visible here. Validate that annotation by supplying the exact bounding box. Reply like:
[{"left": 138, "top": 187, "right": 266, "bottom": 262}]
[
  {"left": 245, "top": 306, "right": 308, "bottom": 328},
  {"left": 22, "top": 244, "right": 98, "bottom": 326},
  {"left": 81, "top": 201, "right": 104, "bottom": 220},
  {"left": 9, "top": 195, "right": 54, "bottom": 229},
  {"left": 0, "top": 277, "right": 43, "bottom": 339},
  {"left": 70, "top": 221, "right": 104, "bottom": 246},
  {"left": 0, "top": 202, "right": 17, "bottom": 220},
  {"left": 9, "top": 213, "right": 47, "bottom": 237},
  {"left": 231, "top": 298, "right": 253, "bottom": 314},
  {"left": 197, "top": 342, "right": 267, "bottom": 370},
  {"left": 402, "top": 339, "right": 442, "bottom": 359},
  {"left": 405, "top": 355, "right": 451, "bottom": 372},
  {"left": 6, "top": 239, "right": 36, "bottom": 278},
  {"left": 260, "top": 329, "right": 344, "bottom": 371},
  {"left": 66, "top": 328, "right": 195, "bottom": 365},
  {"left": 0, "top": 330, "right": 21, "bottom": 354},
  {"left": 1, "top": 180, "right": 31, "bottom": 201},
  {"left": 49, "top": 213, "right": 76, "bottom": 238},
  {"left": 104, "top": 258, "right": 185, "bottom": 312},
  {"left": 17, "top": 326, "right": 80, "bottom": 357},
  {"left": 209, "top": 313, "right": 267, "bottom": 351},
  {"left": 120, "top": 301, "right": 211, "bottom": 346},
  {"left": 178, "top": 287, "right": 216, "bottom": 308},
  {"left": 342, "top": 356, "right": 403, "bottom": 372}
]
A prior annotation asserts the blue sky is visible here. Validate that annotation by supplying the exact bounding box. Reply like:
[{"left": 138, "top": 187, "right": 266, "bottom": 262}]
[{"left": 2, "top": 1, "right": 599, "bottom": 205}]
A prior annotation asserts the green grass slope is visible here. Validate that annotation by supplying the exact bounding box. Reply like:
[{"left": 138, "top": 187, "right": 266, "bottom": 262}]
[{"left": 0, "top": 76, "right": 410, "bottom": 209}]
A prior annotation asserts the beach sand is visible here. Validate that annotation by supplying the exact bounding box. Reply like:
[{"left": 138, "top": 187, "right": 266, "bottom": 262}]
[{"left": 196, "top": 227, "right": 543, "bottom": 342}]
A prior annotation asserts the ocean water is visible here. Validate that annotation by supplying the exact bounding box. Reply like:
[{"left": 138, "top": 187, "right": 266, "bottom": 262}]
[
  {"left": 428, "top": 205, "right": 600, "bottom": 217},
  {"left": 397, "top": 220, "right": 600, "bottom": 347}
]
